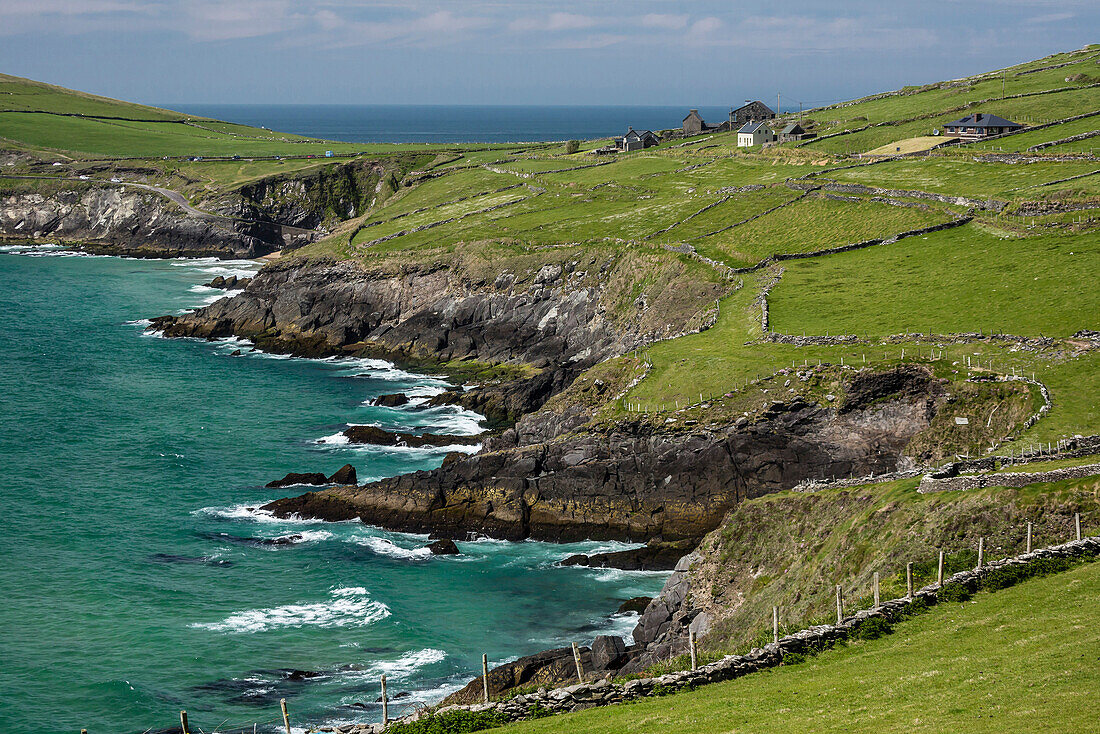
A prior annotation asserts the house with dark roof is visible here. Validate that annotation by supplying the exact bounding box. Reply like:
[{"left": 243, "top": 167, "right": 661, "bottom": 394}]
[
  {"left": 943, "top": 112, "right": 1023, "bottom": 138},
  {"left": 730, "top": 101, "right": 775, "bottom": 127},
  {"left": 621, "top": 128, "right": 660, "bottom": 151},
  {"left": 779, "top": 123, "right": 806, "bottom": 142},
  {"left": 737, "top": 121, "right": 775, "bottom": 148},
  {"left": 682, "top": 109, "right": 713, "bottom": 136}
]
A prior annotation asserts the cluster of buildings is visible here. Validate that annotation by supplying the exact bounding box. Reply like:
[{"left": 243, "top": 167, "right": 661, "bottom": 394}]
[
  {"left": 684, "top": 101, "right": 810, "bottom": 148},
  {"left": 599, "top": 101, "right": 1024, "bottom": 155}
]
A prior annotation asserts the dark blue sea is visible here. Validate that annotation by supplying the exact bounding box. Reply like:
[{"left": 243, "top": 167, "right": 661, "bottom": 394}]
[{"left": 166, "top": 104, "right": 735, "bottom": 144}]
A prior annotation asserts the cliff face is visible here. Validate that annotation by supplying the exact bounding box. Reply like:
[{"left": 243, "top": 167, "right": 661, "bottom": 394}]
[
  {"left": 265, "top": 378, "right": 941, "bottom": 542},
  {"left": 0, "top": 187, "right": 277, "bottom": 258},
  {"left": 153, "top": 251, "right": 728, "bottom": 421},
  {"left": 208, "top": 160, "right": 392, "bottom": 231}
]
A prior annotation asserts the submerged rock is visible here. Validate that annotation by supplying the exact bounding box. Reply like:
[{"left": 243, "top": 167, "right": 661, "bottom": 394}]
[
  {"left": 426, "top": 538, "right": 460, "bottom": 555},
  {"left": 617, "top": 596, "right": 652, "bottom": 615},
  {"left": 560, "top": 540, "right": 694, "bottom": 571},
  {"left": 265, "top": 471, "right": 329, "bottom": 488},
  {"left": 374, "top": 393, "right": 409, "bottom": 407},
  {"left": 342, "top": 425, "right": 481, "bottom": 448}
]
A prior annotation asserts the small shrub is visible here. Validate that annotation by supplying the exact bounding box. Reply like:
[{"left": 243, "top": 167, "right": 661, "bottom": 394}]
[
  {"left": 782, "top": 651, "right": 808, "bottom": 665},
  {"left": 981, "top": 557, "right": 1075, "bottom": 591},
  {"left": 564, "top": 140, "right": 581, "bottom": 154},
  {"left": 897, "top": 597, "right": 929, "bottom": 619},
  {"left": 939, "top": 582, "right": 973, "bottom": 603},
  {"left": 526, "top": 703, "right": 552, "bottom": 719},
  {"left": 388, "top": 710, "right": 506, "bottom": 734},
  {"left": 852, "top": 616, "right": 893, "bottom": 641}
]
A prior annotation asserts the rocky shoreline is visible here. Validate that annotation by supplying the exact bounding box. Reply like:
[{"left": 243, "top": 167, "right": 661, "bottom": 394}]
[{"left": 144, "top": 255, "right": 1007, "bottom": 719}]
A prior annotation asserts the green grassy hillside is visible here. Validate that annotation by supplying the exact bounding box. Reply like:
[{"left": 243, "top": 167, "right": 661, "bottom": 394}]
[
  {"left": 505, "top": 559, "right": 1100, "bottom": 734},
  {"left": 3, "top": 49, "right": 1098, "bottom": 447}
]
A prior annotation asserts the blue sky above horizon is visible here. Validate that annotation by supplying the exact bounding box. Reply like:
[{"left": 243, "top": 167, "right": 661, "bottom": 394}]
[{"left": 0, "top": 1, "right": 1096, "bottom": 107}]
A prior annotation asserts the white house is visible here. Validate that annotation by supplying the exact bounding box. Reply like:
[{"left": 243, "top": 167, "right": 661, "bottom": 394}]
[{"left": 737, "top": 121, "right": 775, "bottom": 148}]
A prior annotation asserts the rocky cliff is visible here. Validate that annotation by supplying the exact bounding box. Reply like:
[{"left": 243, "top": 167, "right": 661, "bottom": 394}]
[
  {"left": 265, "top": 367, "right": 945, "bottom": 542},
  {"left": 206, "top": 160, "right": 395, "bottom": 231},
  {"left": 0, "top": 186, "right": 278, "bottom": 258},
  {"left": 152, "top": 247, "right": 728, "bottom": 422}
]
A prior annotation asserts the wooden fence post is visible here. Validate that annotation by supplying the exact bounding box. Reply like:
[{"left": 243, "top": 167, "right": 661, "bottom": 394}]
[
  {"left": 381, "top": 673, "right": 388, "bottom": 728},
  {"left": 1027, "top": 522, "right": 1033, "bottom": 553},
  {"left": 1076, "top": 513, "right": 1082, "bottom": 541},
  {"left": 835, "top": 585, "right": 844, "bottom": 624},
  {"left": 689, "top": 630, "right": 698, "bottom": 671},
  {"left": 937, "top": 549, "right": 945, "bottom": 588},
  {"left": 977, "top": 537, "right": 984, "bottom": 569},
  {"left": 572, "top": 642, "right": 585, "bottom": 683},
  {"left": 906, "top": 562, "right": 913, "bottom": 599},
  {"left": 180, "top": 711, "right": 189, "bottom": 734},
  {"left": 773, "top": 606, "right": 779, "bottom": 644},
  {"left": 873, "top": 572, "right": 880, "bottom": 608},
  {"left": 280, "top": 699, "right": 291, "bottom": 734},
  {"left": 482, "top": 654, "right": 489, "bottom": 704}
]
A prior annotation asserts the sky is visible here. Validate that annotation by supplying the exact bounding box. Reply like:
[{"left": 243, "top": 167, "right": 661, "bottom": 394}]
[{"left": 0, "top": 0, "right": 1096, "bottom": 107}]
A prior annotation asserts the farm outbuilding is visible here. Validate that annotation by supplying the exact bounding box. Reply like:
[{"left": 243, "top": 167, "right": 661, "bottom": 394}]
[{"left": 621, "top": 128, "right": 660, "bottom": 151}]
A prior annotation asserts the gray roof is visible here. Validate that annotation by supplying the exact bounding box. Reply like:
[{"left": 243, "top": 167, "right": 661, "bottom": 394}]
[
  {"left": 945, "top": 112, "right": 1022, "bottom": 129},
  {"left": 738, "top": 121, "right": 771, "bottom": 134},
  {"left": 733, "top": 101, "right": 775, "bottom": 116},
  {"left": 781, "top": 123, "right": 804, "bottom": 134}
]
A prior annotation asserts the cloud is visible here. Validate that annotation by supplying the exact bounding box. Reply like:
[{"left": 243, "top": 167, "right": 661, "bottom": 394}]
[
  {"left": 688, "top": 16, "right": 724, "bottom": 37},
  {"left": 1026, "top": 12, "right": 1074, "bottom": 23},
  {"left": 509, "top": 12, "right": 598, "bottom": 33},
  {"left": 640, "top": 13, "right": 688, "bottom": 30}
]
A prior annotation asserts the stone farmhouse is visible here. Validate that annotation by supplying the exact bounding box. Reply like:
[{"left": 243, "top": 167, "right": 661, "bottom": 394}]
[
  {"left": 621, "top": 128, "right": 660, "bottom": 151},
  {"left": 943, "top": 112, "right": 1023, "bottom": 139},
  {"left": 778, "top": 123, "right": 806, "bottom": 142},
  {"left": 681, "top": 101, "right": 776, "bottom": 136},
  {"left": 737, "top": 121, "right": 776, "bottom": 147}
]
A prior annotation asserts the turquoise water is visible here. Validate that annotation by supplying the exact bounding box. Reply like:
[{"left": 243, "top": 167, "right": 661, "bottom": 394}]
[{"left": 0, "top": 247, "right": 666, "bottom": 733}]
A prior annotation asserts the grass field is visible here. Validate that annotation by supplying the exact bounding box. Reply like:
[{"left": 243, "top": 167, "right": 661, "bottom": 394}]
[
  {"left": 767, "top": 223, "right": 1100, "bottom": 338},
  {"left": 505, "top": 559, "right": 1100, "bottom": 734},
  {"left": 695, "top": 195, "right": 952, "bottom": 268}
]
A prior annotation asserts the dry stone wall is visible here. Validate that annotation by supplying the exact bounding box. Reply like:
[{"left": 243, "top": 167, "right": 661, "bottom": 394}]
[
  {"left": 330, "top": 538, "right": 1100, "bottom": 733},
  {"left": 918, "top": 463, "right": 1100, "bottom": 493}
]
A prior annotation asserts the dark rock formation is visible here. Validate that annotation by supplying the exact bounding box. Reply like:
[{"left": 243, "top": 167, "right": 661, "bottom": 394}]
[
  {"left": 426, "top": 538, "right": 460, "bottom": 555},
  {"left": 560, "top": 539, "right": 695, "bottom": 571},
  {"left": 265, "top": 471, "right": 329, "bottom": 489},
  {"left": 342, "top": 425, "right": 481, "bottom": 448},
  {"left": 328, "top": 464, "right": 357, "bottom": 485},
  {"left": 264, "top": 382, "right": 939, "bottom": 542},
  {"left": 590, "top": 636, "right": 628, "bottom": 671},
  {"left": 617, "top": 597, "right": 652, "bottom": 615},
  {"left": 374, "top": 393, "right": 409, "bottom": 407},
  {"left": 264, "top": 464, "right": 357, "bottom": 488},
  {"left": 205, "top": 275, "right": 252, "bottom": 290}
]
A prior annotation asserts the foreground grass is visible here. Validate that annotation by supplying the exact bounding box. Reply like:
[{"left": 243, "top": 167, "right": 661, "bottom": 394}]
[{"left": 506, "top": 561, "right": 1100, "bottom": 734}]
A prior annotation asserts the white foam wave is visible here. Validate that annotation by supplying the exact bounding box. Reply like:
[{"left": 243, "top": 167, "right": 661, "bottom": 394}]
[
  {"left": 124, "top": 318, "right": 153, "bottom": 327},
  {"left": 317, "top": 431, "right": 351, "bottom": 446},
  {"left": 194, "top": 503, "right": 339, "bottom": 525},
  {"left": 352, "top": 535, "right": 432, "bottom": 560},
  {"left": 191, "top": 587, "right": 390, "bottom": 633},
  {"left": 584, "top": 567, "right": 671, "bottom": 583}
]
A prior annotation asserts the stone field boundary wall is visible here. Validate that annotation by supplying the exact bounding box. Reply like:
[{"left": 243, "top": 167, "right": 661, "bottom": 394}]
[
  {"left": 918, "top": 463, "right": 1100, "bottom": 493},
  {"left": 334, "top": 536, "right": 1100, "bottom": 733}
]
